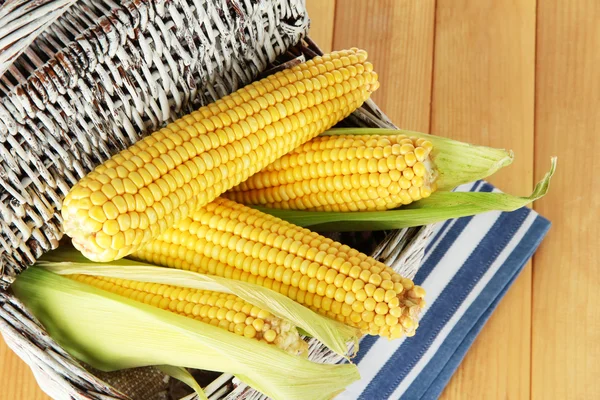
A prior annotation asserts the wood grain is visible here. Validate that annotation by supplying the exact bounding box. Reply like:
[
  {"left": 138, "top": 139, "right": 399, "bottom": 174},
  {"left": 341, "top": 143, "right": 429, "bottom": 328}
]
[
  {"left": 333, "top": 0, "right": 436, "bottom": 132},
  {"left": 0, "top": 337, "right": 49, "bottom": 399},
  {"left": 305, "top": 0, "right": 336, "bottom": 53},
  {"left": 430, "top": 1, "right": 536, "bottom": 399},
  {"left": 532, "top": 1, "right": 600, "bottom": 398}
]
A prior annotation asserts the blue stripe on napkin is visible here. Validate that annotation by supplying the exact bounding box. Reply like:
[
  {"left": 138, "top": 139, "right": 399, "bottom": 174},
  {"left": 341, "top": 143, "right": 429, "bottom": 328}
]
[
  {"left": 414, "top": 181, "right": 493, "bottom": 284},
  {"left": 337, "top": 182, "right": 551, "bottom": 400}
]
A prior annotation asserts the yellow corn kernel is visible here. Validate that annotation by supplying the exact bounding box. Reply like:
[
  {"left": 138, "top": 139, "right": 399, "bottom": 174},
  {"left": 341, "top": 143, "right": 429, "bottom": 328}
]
[
  {"left": 63, "top": 49, "right": 378, "bottom": 262},
  {"left": 132, "top": 197, "right": 425, "bottom": 339},
  {"left": 225, "top": 134, "right": 437, "bottom": 211},
  {"left": 68, "top": 274, "right": 307, "bottom": 354}
]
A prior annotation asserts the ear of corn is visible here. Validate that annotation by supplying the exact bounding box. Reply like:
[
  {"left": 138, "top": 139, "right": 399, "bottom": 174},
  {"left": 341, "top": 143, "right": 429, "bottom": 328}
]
[
  {"left": 223, "top": 127, "right": 555, "bottom": 230},
  {"left": 62, "top": 50, "right": 379, "bottom": 263},
  {"left": 253, "top": 157, "right": 557, "bottom": 232},
  {"left": 13, "top": 265, "right": 360, "bottom": 400},
  {"left": 68, "top": 274, "right": 309, "bottom": 355},
  {"left": 225, "top": 134, "right": 438, "bottom": 211},
  {"left": 38, "top": 247, "right": 358, "bottom": 356},
  {"left": 132, "top": 197, "right": 426, "bottom": 339},
  {"left": 224, "top": 127, "right": 516, "bottom": 211}
]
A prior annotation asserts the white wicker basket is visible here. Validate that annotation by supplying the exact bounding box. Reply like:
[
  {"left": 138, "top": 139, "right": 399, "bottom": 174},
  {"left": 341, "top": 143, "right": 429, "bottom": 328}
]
[{"left": 0, "top": 1, "right": 435, "bottom": 398}]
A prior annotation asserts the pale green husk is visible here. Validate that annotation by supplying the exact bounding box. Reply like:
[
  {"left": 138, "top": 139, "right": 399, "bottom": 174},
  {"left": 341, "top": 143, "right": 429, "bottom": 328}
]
[
  {"left": 322, "top": 128, "right": 515, "bottom": 190},
  {"left": 157, "top": 366, "right": 207, "bottom": 400},
  {"left": 254, "top": 157, "right": 556, "bottom": 232},
  {"left": 12, "top": 267, "right": 359, "bottom": 400},
  {"left": 38, "top": 248, "right": 359, "bottom": 356}
]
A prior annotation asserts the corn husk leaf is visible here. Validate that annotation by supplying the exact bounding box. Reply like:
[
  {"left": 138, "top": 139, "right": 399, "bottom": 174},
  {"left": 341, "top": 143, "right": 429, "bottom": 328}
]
[
  {"left": 38, "top": 248, "right": 359, "bottom": 357},
  {"left": 12, "top": 267, "right": 359, "bottom": 400},
  {"left": 157, "top": 366, "right": 207, "bottom": 400},
  {"left": 322, "top": 128, "right": 514, "bottom": 190},
  {"left": 254, "top": 158, "right": 556, "bottom": 232}
]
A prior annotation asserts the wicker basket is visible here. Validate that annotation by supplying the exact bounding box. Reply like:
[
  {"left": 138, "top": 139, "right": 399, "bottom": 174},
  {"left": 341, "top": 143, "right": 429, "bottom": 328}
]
[{"left": 0, "top": 1, "right": 435, "bottom": 399}]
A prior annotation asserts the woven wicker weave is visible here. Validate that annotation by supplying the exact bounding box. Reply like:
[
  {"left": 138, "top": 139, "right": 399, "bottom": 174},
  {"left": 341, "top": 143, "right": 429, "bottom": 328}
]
[
  {"left": 0, "top": 0, "right": 436, "bottom": 399},
  {"left": 0, "top": 0, "right": 308, "bottom": 288}
]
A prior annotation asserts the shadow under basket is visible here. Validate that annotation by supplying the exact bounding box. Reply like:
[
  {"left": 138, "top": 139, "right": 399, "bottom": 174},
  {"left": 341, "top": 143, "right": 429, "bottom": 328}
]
[{"left": 0, "top": 0, "right": 436, "bottom": 398}]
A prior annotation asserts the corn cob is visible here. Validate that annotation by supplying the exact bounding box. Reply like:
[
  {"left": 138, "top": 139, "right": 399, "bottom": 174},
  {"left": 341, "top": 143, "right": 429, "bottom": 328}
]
[
  {"left": 62, "top": 49, "right": 379, "bottom": 262},
  {"left": 69, "top": 274, "right": 308, "bottom": 355},
  {"left": 132, "top": 197, "right": 426, "bottom": 339},
  {"left": 224, "top": 134, "right": 437, "bottom": 211}
]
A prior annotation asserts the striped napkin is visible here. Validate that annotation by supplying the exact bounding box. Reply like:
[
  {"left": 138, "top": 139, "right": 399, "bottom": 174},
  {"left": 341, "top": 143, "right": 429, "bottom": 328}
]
[{"left": 338, "top": 181, "right": 551, "bottom": 400}]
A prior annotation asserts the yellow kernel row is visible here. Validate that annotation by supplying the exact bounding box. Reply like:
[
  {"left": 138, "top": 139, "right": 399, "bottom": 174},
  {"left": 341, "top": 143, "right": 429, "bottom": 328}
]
[
  {"left": 65, "top": 81, "right": 376, "bottom": 261},
  {"left": 134, "top": 247, "right": 423, "bottom": 338},
  {"left": 232, "top": 158, "right": 431, "bottom": 192},
  {"left": 225, "top": 135, "right": 436, "bottom": 211},
  {"left": 69, "top": 274, "right": 308, "bottom": 354},
  {"left": 132, "top": 197, "right": 426, "bottom": 338},
  {"left": 62, "top": 48, "right": 379, "bottom": 262}
]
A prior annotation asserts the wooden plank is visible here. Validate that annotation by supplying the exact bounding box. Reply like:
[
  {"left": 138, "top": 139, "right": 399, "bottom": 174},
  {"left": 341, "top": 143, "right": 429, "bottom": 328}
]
[
  {"left": 0, "top": 337, "right": 50, "bottom": 399},
  {"left": 332, "top": 0, "right": 436, "bottom": 131},
  {"left": 305, "top": 0, "right": 336, "bottom": 53},
  {"left": 532, "top": 1, "right": 600, "bottom": 399},
  {"left": 431, "top": 1, "right": 536, "bottom": 399}
]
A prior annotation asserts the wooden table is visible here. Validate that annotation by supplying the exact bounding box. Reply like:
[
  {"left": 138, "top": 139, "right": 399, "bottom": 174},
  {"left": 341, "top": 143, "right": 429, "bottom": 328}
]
[{"left": 1, "top": 0, "right": 598, "bottom": 398}]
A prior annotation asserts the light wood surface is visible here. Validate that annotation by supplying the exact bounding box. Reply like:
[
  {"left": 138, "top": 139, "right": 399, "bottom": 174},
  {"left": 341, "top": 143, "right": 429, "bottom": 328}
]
[
  {"left": 532, "top": 1, "right": 600, "bottom": 399},
  {"left": 1, "top": 1, "right": 598, "bottom": 399},
  {"left": 0, "top": 338, "right": 49, "bottom": 399},
  {"left": 430, "top": 2, "right": 536, "bottom": 399},
  {"left": 333, "top": 0, "right": 435, "bottom": 132}
]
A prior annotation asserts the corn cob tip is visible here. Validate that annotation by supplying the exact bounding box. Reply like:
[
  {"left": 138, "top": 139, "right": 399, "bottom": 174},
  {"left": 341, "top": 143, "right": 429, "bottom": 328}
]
[{"left": 63, "top": 207, "right": 123, "bottom": 263}]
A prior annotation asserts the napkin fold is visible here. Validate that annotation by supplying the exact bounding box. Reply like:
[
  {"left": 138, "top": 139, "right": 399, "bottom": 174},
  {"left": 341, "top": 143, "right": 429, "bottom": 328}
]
[{"left": 338, "top": 181, "right": 551, "bottom": 400}]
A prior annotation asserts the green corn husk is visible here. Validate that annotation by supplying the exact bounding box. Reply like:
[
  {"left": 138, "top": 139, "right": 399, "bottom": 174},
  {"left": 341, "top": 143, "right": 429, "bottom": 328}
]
[
  {"left": 38, "top": 248, "right": 359, "bottom": 356},
  {"left": 13, "top": 254, "right": 360, "bottom": 400},
  {"left": 157, "top": 366, "right": 207, "bottom": 400},
  {"left": 249, "top": 128, "right": 556, "bottom": 231},
  {"left": 323, "top": 128, "right": 515, "bottom": 190}
]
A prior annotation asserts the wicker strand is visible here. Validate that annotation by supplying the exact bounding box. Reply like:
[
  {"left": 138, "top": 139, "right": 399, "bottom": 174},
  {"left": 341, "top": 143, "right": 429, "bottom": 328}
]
[{"left": 0, "top": 0, "right": 308, "bottom": 288}]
